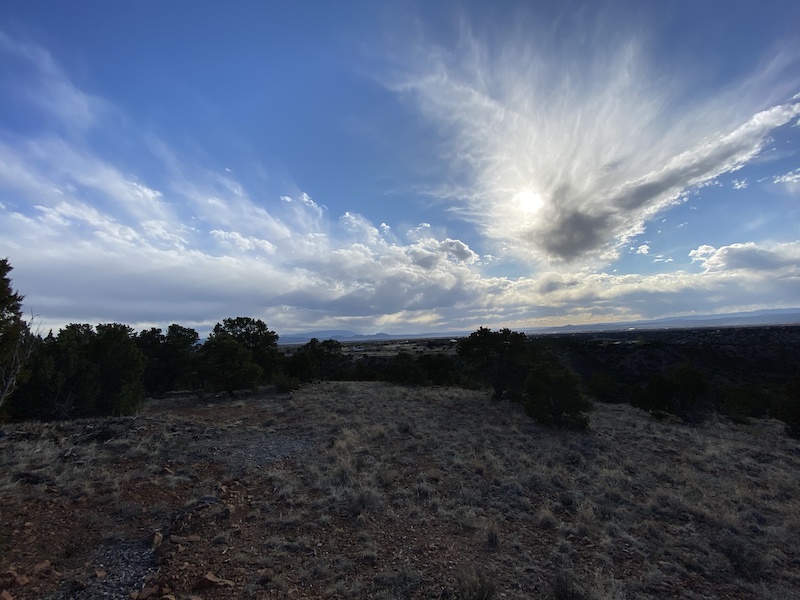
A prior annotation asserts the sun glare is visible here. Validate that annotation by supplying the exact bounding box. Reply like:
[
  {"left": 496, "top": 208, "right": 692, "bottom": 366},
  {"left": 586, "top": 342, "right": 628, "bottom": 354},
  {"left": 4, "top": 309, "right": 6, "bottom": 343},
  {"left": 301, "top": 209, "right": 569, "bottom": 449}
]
[{"left": 513, "top": 190, "right": 544, "bottom": 214}]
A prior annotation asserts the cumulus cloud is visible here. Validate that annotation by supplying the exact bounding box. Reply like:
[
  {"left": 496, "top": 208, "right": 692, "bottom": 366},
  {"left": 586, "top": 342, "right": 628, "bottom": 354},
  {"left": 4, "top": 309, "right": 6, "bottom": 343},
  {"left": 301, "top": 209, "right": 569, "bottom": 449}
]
[
  {"left": 0, "top": 27, "right": 489, "bottom": 335},
  {"left": 210, "top": 230, "right": 277, "bottom": 255},
  {"left": 386, "top": 13, "right": 800, "bottom": 265},
  {"left": 635, "top": 245, "right": 650, "bottom": 255},
  {"left": 689, "top": 241, "right": 800, "bottom": 272}
]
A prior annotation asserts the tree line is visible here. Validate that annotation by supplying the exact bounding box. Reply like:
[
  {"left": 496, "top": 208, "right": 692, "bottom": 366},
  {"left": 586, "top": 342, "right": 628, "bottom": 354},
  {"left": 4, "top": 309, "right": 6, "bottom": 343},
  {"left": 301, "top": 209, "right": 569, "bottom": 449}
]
[
  {"left": 1, "top": 260, "right": 592, "bottom": 428},
  {"left": 1, "top": 258, "right": 797, "bottom": 435}
]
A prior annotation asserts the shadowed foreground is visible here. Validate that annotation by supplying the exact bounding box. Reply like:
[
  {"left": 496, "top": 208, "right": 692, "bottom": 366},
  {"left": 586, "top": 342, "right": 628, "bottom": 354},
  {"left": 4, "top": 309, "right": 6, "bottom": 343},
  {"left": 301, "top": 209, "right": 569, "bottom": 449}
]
[{"left": 1, "top": 382, "right": 799, "bottom": 599}]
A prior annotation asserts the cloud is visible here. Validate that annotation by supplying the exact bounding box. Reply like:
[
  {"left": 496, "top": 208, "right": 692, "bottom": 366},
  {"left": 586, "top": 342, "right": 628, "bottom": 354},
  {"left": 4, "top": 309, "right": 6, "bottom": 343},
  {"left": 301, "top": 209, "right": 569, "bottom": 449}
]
[
  {"left": 774, "top": 168, "right": 800, "bottom": 195},
  {"left": 0, "top": 32, "right": 106, "bottom": 133},
  {"left": 1, "top": 29, "right": 798, "bottom": 336},
  {"left": 732, "top": 179, "right": 748, "bottom": 189},
  {"left": 689, "top": 241, "right": 800, "bottom": 272},
  {"left": 0, "top": 36, "right": 490, "bottom": 334},
  {"left": 210, "top": 230, "right": 277, "bottom": 255},
  {"left": 774, "top": 168, "right": 800, "bottom": 184},
  {"left": 386, "top": 12, "right": 800, "bottom": 265}
]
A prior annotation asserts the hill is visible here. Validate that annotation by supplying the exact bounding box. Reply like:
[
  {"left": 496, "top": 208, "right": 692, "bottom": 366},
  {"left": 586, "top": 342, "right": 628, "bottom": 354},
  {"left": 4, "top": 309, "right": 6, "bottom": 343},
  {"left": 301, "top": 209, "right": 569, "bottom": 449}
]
[{"left": 1, "top": 382, "right": 798, "bottom": 599}]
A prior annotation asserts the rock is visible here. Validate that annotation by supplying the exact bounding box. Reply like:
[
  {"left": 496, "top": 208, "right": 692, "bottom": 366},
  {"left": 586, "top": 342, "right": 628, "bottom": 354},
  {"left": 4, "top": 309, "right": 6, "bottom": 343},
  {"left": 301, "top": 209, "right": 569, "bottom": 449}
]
[
  {"left": 151, "top": 531, "right": 164, "bottom": 548},
  {"left": 95, "top": 570, "right": 107, "bottom": 579},
  {"left": 136, "top": 585, "right": 159, "bottom": 599},
  {"left": 32, "top": 561, "right": 51, "bottom": 576},
  {"left": 0, "top": 590, "right": 14, "bottom": 600},
  {"left": 0, "top": 570, "right": 17, "bottom": 588},
  {"left": 196, "top": 572, "right": 234, "bottom": 589},
  {"left": 0, "top": 570, "right": 28, "bottom": 588}
]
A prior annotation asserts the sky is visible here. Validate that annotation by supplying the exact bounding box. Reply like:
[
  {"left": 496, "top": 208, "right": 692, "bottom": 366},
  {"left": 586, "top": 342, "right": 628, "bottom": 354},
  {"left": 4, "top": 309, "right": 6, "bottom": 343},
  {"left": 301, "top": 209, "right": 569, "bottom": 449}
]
[{"left": 1, "top": 1, "right": 799, "bottom": 337}]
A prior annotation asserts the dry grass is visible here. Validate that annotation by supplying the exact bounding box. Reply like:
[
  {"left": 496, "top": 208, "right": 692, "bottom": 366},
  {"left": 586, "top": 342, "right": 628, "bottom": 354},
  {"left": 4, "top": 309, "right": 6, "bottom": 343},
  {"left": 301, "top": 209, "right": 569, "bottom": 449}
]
[{"left": 1, "top": 381, "right": 799, "bottom": 599}]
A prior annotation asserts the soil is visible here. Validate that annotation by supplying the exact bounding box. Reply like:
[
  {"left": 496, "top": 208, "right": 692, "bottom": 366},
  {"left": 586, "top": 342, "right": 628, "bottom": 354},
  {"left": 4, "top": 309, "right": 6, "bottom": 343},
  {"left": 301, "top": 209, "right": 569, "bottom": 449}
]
[{"left": 1, "top": 382, "right": 799, "bottom": 599}]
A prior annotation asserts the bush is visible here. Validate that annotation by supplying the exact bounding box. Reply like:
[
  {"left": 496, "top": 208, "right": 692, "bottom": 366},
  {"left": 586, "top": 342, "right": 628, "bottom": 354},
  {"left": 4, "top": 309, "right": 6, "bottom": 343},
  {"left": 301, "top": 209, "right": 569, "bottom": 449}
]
[
  {"left": 550, "top": 572, "right": 590, "bottom": 600},
  {"left": 630, "top": 363, "right": 710, "bottom": 421},
  {"left": 587, "top": 370, "right": 625, "bottom": 403},
  {"left": 719, "top": 384, "right": 771, "bottom": 421},
  {"left": 774, "top": 374, "right": 800, "bottom": 438},
  {"left": 199, "top": 336, "right": 262, "bottom": 395},
  {"left": 524, "top": 357, "right": 591, "bottom": 429},
  {"left": 458, "top": 327, "right": 533, "bottom": 400},
  {"left": 273, "top": 371, "right": 301, "bottom": 393},
  {"left": 454, "top": 565, "right": 496, "bottom": 600}
]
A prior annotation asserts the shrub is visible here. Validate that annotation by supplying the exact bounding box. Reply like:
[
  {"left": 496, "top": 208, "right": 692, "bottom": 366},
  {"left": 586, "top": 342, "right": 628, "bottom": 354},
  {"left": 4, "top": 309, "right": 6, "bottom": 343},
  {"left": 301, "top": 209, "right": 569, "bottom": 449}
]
[
  {"left": 587, "top": 370, "right": 625, "bottom": 403},
  {"left": 550, "top": 572, "right": 590, "bottom": 600},
  {"left": 273, "top": 371, "right": 301, "bottom": 393},
  {"left": 774, "top": 374, "right": 800, "bottom": 438},
  {"left": 630, "top": 363, "right": 710, "bottom": 421},
  {"left": 458, "top": 327, "right": 533, "bottom": 400},
  {"left": 524, "top": 357, "right": 591, "bottom": 429},
  {"left": 719, "top": 384, "right": 771, "bottom": 421},
  {"left": 454, "top": 566, "right": 496, "bottom": 600},
  {"left": 199, "top": 336, "right": 262, "bottom": 395}
]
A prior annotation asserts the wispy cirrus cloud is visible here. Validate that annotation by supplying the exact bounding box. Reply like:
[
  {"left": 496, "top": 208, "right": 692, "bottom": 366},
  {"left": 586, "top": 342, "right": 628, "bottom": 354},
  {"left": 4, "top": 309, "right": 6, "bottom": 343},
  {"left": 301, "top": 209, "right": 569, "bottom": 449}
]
[
  {"left": 774, "top": 167, "right": 800, "bottom": 195},
  {"left": 386, "top": 13, "right": 800, "bottom": 265},
  {"left": 0, "top": 31, "right": 106, "bottom": 133}
]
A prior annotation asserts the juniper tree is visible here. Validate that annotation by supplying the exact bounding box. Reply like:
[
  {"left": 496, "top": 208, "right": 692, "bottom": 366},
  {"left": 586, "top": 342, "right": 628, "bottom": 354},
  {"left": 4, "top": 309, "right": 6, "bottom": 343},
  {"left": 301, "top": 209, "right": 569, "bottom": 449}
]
[{"left": 0, "top": 259, "right": 31, "bottom": 409}]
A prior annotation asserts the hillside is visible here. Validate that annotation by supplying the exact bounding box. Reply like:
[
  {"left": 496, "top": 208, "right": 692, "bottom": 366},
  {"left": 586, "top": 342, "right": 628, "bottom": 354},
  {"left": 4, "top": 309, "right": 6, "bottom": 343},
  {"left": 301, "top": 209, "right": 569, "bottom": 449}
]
[{"left": 1, "top": 382, "right": 799, "bottom": 599}]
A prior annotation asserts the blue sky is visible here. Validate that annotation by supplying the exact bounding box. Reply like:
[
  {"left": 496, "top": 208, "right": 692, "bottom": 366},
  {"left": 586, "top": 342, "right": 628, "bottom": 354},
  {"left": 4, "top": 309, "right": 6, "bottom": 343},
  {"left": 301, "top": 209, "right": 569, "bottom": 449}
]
[{"left": 1, "top": 1, "right": 799, "bottom": 336}]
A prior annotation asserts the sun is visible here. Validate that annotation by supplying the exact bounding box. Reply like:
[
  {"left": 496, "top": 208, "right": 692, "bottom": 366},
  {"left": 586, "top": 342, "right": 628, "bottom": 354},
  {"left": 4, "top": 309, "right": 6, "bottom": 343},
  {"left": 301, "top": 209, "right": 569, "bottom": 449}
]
[{"left": 513, "top": 189, "right": 544, "bottom": 214}]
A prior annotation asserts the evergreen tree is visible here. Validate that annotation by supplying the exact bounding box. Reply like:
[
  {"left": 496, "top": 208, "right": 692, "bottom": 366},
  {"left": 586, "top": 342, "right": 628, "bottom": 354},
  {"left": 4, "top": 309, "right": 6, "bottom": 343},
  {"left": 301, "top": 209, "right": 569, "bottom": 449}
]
[
  {"left": 93, "top": 323, "right": 145, "bottom": 415},
  {"left": 0, "top": 259, "right": 31, "bottom": 409},
  {"left": 212, "top": 317, "right": 279, "bottom": 380},
  {"left": 457, "top": 327, "right": 533, "bottom": 400},
  {"left": 199, "top": 336, "right": 262, "bottom": 395},
  {"left": 524, "top": 356, "right": 592, "bottom": 429}
]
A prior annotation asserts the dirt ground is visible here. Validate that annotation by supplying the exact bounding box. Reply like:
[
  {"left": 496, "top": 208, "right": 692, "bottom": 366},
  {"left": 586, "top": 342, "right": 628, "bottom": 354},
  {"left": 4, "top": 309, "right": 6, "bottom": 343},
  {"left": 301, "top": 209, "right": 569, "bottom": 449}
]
[{"left": 1, "top": 382, "right": 799, "bottom": 599}]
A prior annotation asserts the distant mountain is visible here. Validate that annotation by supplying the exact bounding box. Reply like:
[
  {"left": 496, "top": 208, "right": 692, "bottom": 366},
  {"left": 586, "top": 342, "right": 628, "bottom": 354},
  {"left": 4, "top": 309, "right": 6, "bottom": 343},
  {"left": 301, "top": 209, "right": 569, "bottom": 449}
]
[
  {"left": 277, "top": 309, "right": 800, "bottom": 344},
  {"left": 278, "top": 330, "right": 393, "bottom": 345},
  {"left": 528, "top": 308, "right": 800, "bottom": 334}
]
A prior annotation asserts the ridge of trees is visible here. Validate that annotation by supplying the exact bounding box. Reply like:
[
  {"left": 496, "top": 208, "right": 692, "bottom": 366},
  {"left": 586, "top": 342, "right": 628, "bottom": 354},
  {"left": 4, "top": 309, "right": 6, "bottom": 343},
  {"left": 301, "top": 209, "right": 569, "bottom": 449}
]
[{"left": 1, "top": 258, "right": 798, "bottom": 436}]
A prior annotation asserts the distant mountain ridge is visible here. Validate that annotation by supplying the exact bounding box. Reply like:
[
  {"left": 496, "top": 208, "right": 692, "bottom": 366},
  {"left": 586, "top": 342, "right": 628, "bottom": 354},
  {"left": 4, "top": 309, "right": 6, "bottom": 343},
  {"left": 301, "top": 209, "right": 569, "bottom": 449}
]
[
  {"left": 278, "top": 331, "right": 393, "bottom": 345},
  {"left": 277, "top": 308, "right": 800, "bottom": 344},
  {"left": 545, "top": 308, "right": 800, "bottom": 333}
]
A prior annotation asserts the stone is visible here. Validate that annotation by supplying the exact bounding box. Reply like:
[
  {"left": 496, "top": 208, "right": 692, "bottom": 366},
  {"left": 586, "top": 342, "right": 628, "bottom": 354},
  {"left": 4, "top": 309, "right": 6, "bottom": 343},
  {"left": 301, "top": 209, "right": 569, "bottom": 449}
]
[
  {"left": 0, "top": 570, "right": 17, "bottom": 588},
  {"left": 196, "top": 572, "right": 234, "bottom": 589},
  {"left": 32, "top": 561, "right": 51, "bottom": 576},
  {"left": 151, "top": 531, "right": 164, "bottom": 548},
  {"left": 136, "top": 585, "right": 159, "bottom": 599}
]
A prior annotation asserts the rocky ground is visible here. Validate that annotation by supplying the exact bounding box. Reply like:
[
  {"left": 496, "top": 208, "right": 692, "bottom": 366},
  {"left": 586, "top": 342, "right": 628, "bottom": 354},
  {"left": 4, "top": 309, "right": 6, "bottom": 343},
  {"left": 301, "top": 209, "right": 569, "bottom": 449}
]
[{"left": 1, "top": 382, "right": 799, "bottom": 599}]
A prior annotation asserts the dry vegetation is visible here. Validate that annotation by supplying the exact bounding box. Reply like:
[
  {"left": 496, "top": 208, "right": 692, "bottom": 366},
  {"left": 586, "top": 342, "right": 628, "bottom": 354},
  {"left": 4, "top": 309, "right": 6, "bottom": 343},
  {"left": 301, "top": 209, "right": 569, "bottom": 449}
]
[{"left": 1, "top": 381, "right": 799, "bottom": 599}]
